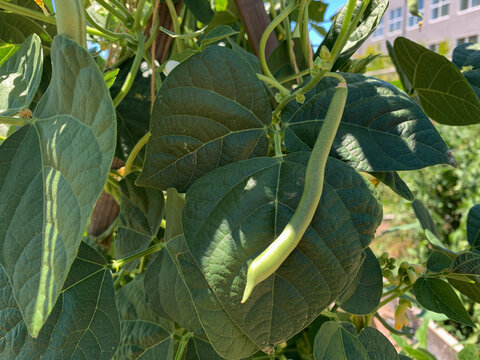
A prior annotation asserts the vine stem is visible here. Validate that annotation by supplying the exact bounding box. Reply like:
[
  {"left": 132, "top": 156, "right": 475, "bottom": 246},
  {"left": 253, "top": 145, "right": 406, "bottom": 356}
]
[
  {"left": 109, "top": 241, "right": 164, "bottom": 269},
  {"left": 0, "top": 116, "right": 27, "bottom": 126},
  {"left": 298, "top": 0, "right": 311, "bottom": 67},
  {"left": 259, "top": 0, "right": 297, "bottom": 82},
  {"left": 84, "top": 10, "right": 133, "bottom": 42},
  {"left": 125, "top": 131, "right": 151, "bottom": 175},
  {"left": 281, "top": 0, "right": 300, "bottom": 84},
  {"left": 166, "top": 0, "right": 183, "bottom": 53},
  {"left": 133, "top": 0, "right": 146, "bottom": 30},
  {"left": 113, "top": 31, "right": 145, "bottom": 107},
  {"left": 96, "top": 0, "right": 131, "bottom": 25},
  {"left": 257, "top": 74, "right": 289, "bottom": 93}
]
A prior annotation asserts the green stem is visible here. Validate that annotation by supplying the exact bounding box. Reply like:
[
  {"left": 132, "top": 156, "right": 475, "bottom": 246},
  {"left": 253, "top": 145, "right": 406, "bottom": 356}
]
[
  {"left": 257, "top": 74, "right": 289, "bottom": 93},
  {"left": 330, "top": 0, "right": 356, "bottom": 60},
  {"left": 109, "top": 0, "right": 133, "bottom": 22},
  {"left": 259, "top": 0, "right": 297, "bottom": 81},
  {"left": 0, "top": 116, "right": 27, "bottom": 126},
  {"left": 282, "top": 0, "right": 298, "bottom": 83},
  {"left": 370, "top": 284, "right": 413, "bottom": 314},
  {"left": 274, "top": 127, "right": 283, "bottom": 157},
  {"left": 298, "top": 0, "right": 311, "bottom": 66},
  {"left": 166, "top": 0, "right": 183, "bottom": 53},
  {"left": 0, "top": 0, "right": 56, "bottom": 24},
  {"left": 96, "top": 0, "right": 130, "bottom": 24},
  {"left": 113, "top": 269, "right": 126, "bottom": 288},
  {"left": 344, "top": 0, "right": 371, "bottom": 45},
  {"left": 110, "top": 242, "right": 164, "bottom": 269},
  {"left": 125, "top": 132, "right": 151, "bottom": 175},
  {"left": 113, "top": 31, "right": 145, "bottom": 107},
  {"left": 145, "top": 9, "right": 162, "bottom": 49},
  {"left": 84, "top": 10, "right": 132, "bottom": 42},
  {"left": 374, "top": 313, "right": 412, "bottom": 337},
  {"left": 133, "top": 0, "right": 146, "bottom": 30},
  {"left": 174, "top": 333, "right": 191, "bottom": 360},
  {"left": 279, "top": 68, "right": 310, "bottom": 84}
]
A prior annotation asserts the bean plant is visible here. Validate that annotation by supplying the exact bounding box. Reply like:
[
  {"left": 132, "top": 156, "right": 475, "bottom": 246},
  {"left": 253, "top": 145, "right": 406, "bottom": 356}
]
[{"left": 0, "top": 0, "right": 479, "bottom": 359}]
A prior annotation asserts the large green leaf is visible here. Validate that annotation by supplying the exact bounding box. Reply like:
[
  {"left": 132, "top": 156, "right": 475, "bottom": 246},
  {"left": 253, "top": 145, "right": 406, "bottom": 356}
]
[
  {"left": 393, "top": 37, "right": 480, "bottom": 125},
  {"left": 452, "top": 42, "right": 480, "bottom": 98},
  {"left": 338, "top": 248, "right": 383, "bottom": 315},
  {"left": 0, "top": 242, "right": 121, "bottom": 359},
  {"left": 448, "top": 276, "right": 480, "bottom": 304},
  {"left": 319, "top": 0, "right": 388, "bottom": 71},
  {"left": 110, "top": 59, "right": 151, "bottom": 162},
  {"left": 426, "top": 251, "right": 453, "bottom": 273},
  {"left": 0, "top": 13, "right": 53, "bottom": 46},
  {"left": 411, "top": 199, "right": 443, "bottom": 241},
  {"left": 467, "top": 204, "right": 480, "bottom": 249},
  {"left": 115, "top": 276, "right": 175, "bottom": 360},
  {"left": 413, "top": 277, "right": 475, "bottom": 327},
  {"left": 0, "top": 35, "right": 116, "bottom": 337},
  {"left": 452, "top": 252, "right": 480, "bottom": 275},
  {"left": 313, "top": 321, "right": 400, "bottom": 360},
  {"left": 0, "top": 34, "right": 42, "bottom": 116},
  {"left": 137, "top": 46, "right": 270, "bottom": 192},
  {"left": 283, "top": 73, "right": 451, "bottom": 172},
  {"left": 115, "top": 172, "right": 165, "bottom": 269},
  {"left": 178, "top": 153, "right": 382, "bottom": 358}
]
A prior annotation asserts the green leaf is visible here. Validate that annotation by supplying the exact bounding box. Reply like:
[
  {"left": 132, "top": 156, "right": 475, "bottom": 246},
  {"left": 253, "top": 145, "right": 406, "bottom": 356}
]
[
  {"left": 267, "top": 38, "right": 308, "bottom": 85},
  {"left": 369, "top": 172, "right": 414, "bottom": 201},
  {"left": 115, "top": 276, "right": 175, "bottom": 360},
  {"left": 411, "top": 199, "right": 443, "bottom": 241},
  {"left": 178, "top": 153, "right": 382, "bottom": 357},
  {"left": 115, "top": 172, "right": 165, "bottom": 269},
  {"left": 283, "top": 73, "right": 451, "bottom": 172},
  {"left": 0, "top": 35, "right": 116, "bottom": 337},
  {"left": 393, "top": 37, "right": 480, "bottom": 125},
  {"left": 467, "top": 204, "right": 480, "bottom": 249},
  {"left": 185, "top": 334, "right": 226, "bottom": 360},
  {"left": 338, "top": 248, "right": 383, "bottom": 315},
  {"left": 0, "top": 34, "right": 42, "bottom": 116},
  {"left": 0, "top": 43, "right": 19, "bottom": 66},
  {"left": 200, "top": 25, "right": 238, "bottom": 48},
  {"left": 144, "top": 189, "right": 203, "bottom": 331},
  {"left": 452, "top": 252, "right": 480, "bottom": 275},
  {"left": 313, "top": 322, "right": 401, "bottom": 360},
  {"left": 0, "top": 242, "right": 121, "bottom": 359},
  {"left": 137, "top": 46, "right": 270, "bottom": 192},
  {"left": 390, "top": 334, "right": 436, "bottom": 360},
  {"left": 184, "top": 0, "right": 215, "bottom": 23},
  {"left": 448, "top": 276, "right": 480, "bottom": 304},
  {"left": 413, "top": 277, "right": 475, "bottom": 327},
  {"left": 426, "top": 251, "right": 453, "bottom": 272},
  {"left": 110, "top": 58, "right": 151, "bottom": 162},
  {"left": 319, "top": 0, "right": 388, "bottom": 71},
  {"left": 104, "top": 68, "right": 119, "bottom": 89},
  {"left": 457, "top": 344, "right": 480, "bottom": 360},
  {"left": 0, "top": 13, "right": 53, "bottom": 45},
  {"left": 387, "top": 40, "right": 412, "bottom": 94},
  {"left": 452, "top": 42, "right": 480, "bottom": 98}
]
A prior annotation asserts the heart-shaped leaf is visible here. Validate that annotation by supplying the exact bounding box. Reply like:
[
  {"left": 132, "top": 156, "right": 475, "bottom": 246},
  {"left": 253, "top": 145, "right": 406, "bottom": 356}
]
[
  {"left": 283, "top": 73, "right": 451, "bottom": 172},
  {"left": 393, "top": 37, "right": 480, "bottom": 125},
  {"left": 115, "top": 276, "right": 175, "bottom": 360},
  {"left": 0, "top": 242, "right": 120, "bottom": 360},
  {"left": 0, "top": 33, "right": 42, "bottom": 116},
  {"left": 338, "top": 248, "right": 383, "bottom": 315},
  {"left": 137, "top": 46, "right": 270, "bottom": 192},
  {"left": 0, "top": 35, "right": 116, "bottom": 337},
  {"left": 179, "top": 153, "right": 382, "bottom": 357}
]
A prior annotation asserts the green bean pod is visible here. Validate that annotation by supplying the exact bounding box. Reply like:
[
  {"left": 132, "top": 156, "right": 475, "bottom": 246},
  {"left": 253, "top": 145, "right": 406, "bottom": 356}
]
[
  {"left": 241, "top": 80, "right": 348, "bottom": 303},
  {"left": 55, "top": 0, "right": 87, "bottom": 49}
]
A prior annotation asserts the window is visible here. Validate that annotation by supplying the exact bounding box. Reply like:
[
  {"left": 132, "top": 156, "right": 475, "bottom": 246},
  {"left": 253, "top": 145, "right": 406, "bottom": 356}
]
[
  {"left": 389, "top": 7, "right": 402, "bottom": 33},
  {"left": 408, "top": 0, "right": 424, "bottom": 27},
  {"left": 431, "top": 0, "right": 450, "bottom": 20},
  {"left": 457, "top": 35, "right": 479, "bottom": 44},
  {"left": 429, "top": 43, "right": 440, "bottom": 52},
  {"left": 372, "top": 17, "right": 384, "bottom": 38},
  {"left": 460, "top": 0, "right": 480, "bottom": 11}
]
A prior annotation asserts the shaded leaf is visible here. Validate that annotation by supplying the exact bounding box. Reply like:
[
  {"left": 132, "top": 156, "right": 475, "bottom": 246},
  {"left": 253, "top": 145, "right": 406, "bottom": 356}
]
[
  {"left": 201, "top": 25, "right": 238, "bottom": 47},
  {"left": 0, "top": 43, "right": 19, "bottom": 66},
  {"left": 413, "top": 277, "right": 475, "bottom": 327},
  {"left": 426, "top": 251, "right": 452, "bottom": 272},
  {"left": 369, "top": 171, "right": 414, "bottom": 201},
  {"left": 115, "top": 276, "right": 175, "bottom": 360},
  {"left": 467, "top": 204, "right": 480, "bottom": 249},
  {"left": 448, "top": 276, "right": 480, "bottom": 304},
  {"left": 452, "top": 43, "right": 480, "bottom": 98},
  {"left": 393, "top": 37, "right": 480, "bottom": 125},
  {"left": 115, "top": 172, "right": 165, "bottom": 269},
  {"left": 338, "top": 248, "right": 383, "bottom": 315},
  {"left": 0, "top": 13, "right": 53, "bottom": 45},
  {"left": 283, "top": 73, "right": 451, "bottom": 172},
  {"left": 104, "top": 68, "right": 119, "bottom": 89},
  {"left": 184, "top": 0, "right": 215, "bottom": 23},
  {"left": 137, "top": 46, "right": 270, "bottom": 192},
  {"left": 267, "top": 38, "right": 307, "bottom": 85},
  {"left": 185, "top": 334, "right": 226, "bottom": 360},
  {"left": 0, "top": 34, "right": 42, "bottom": 116},
  {"left": 387, "top": 40, "right": 412, "bottom": 94},
  {"left": 411, "top": 199, "right": 443, "bottom": 241},
  {"left": 178, "top": 153, "right": 382, "bottom": 357},
  {"left": 452, "top": 252, "right": 480, "bottom": 275},
  {"left": 0, "top": 242, "right": 120, "bottom": 359},
  {"left": 0, "top": 35, "right": 116, "bottom": 337},
  {"left": 319, "top": 0, "right": 388, "bottom": 71}
]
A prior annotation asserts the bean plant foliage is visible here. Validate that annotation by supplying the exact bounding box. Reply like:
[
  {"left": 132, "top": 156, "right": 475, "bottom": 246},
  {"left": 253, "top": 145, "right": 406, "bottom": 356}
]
[{"left": 0, "top": 0, "right": 479, "bottom": 359}]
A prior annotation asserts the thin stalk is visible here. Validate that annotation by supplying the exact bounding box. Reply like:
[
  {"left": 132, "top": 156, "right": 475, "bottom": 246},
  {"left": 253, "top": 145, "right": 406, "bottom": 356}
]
[
  {"left": 110, "top": 241, "right": 164, "bottom": 269},
  {"left": 259, "top": 0, "right": 297, "bottom": 81},
  {"left": 109, "top": 0, "right": 133, "bottom": 22},
  {"left": 274, "top": 128, "right": 283, "bottom": 157},
  {"left": 370, "top": 284, "right": 413, "bottom": 314},
  {"left": 174, "top": 333, "right": 191, "bottom": 360},
  {"left": 279, "top": 68, "right": 310, "bottom": 84},
  {"left": 96, "top": 0, "right": 130, "bottom": 24},
  {"left": 0, "top": 0, "right": 56, "bottom": 24},
  {"left": 282, "top": 0, "right": 299, "bottom": 84},
  {"left": 125, "top": 131, "right": 151, "bottom": 175},
  {"left": 166, "top": 0, "right": 183, "bottom": 52},
  {"left": 257, "top": 74, "right": 289, "bottom": 93},
  {"left": 374, "top": 313, "right": 413, "bottom": 338},
  {"left": 0, "top": 116, "right": 27, "bottom": 126},
  {"left": 330, "top": 0, "right": 356, "bottom": 60},
  {"left": 84, "top": 10, "right": 132, "bottom": 42},
  {"left": 133, "top": 0, "right": 146, "bottom": 29},
  {"left": 114, "top": 269, "right": 126, "bottom": 288},
  {"left": 145, "top": 4, "right": 162, "bottom": 49},
  {"left": 298, "top": 0, "right": 311, "bottom": 66},
  {"left": 344, "top": 0, "right": 372, "bottom": 43},
  {"left": 113, "top": 31, "right": 145, "bottom": 107}
]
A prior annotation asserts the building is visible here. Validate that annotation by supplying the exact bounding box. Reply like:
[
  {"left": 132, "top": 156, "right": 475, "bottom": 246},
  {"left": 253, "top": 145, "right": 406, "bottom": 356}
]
[{"left": 357, "top": 0, "right": 480, "bottom": 56}]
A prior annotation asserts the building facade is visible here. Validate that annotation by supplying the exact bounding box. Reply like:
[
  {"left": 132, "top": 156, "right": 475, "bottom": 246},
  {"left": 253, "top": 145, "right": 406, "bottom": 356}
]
[{"left": 357, "top": 0, "right": 480, "bottom": 56}]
